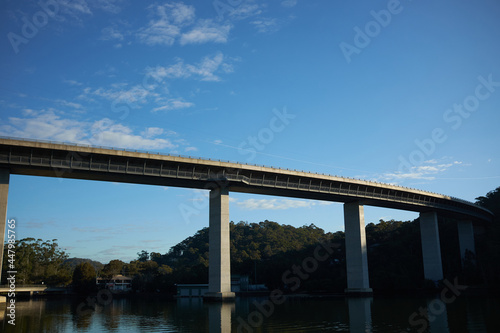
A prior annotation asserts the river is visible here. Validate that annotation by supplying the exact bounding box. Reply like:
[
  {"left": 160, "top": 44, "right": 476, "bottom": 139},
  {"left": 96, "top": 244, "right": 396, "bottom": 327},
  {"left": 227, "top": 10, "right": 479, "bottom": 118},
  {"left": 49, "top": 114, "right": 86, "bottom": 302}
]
[{"left": 1, "top": 294, "right": 499, "bottom": 332}]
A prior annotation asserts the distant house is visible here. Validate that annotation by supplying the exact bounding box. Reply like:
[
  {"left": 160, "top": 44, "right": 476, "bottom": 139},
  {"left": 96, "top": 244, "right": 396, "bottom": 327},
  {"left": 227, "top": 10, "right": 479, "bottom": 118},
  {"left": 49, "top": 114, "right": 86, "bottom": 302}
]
[{"left": 97, "top": 274, "right": 132, "bottom": 293}]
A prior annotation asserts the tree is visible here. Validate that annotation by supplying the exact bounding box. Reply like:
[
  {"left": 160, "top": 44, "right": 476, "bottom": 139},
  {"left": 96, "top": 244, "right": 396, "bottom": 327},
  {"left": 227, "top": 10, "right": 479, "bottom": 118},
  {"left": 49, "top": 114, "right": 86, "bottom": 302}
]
[
  {"left": 72, "top": 262, "right": 97, "bottom": 294},
  {"left": 475, "top": 186, "right": 500, "bottom": 286},
  {"left": 101, "top": 259, "right": 125, "bottom": 278},
  {"left": 2, "top": 238, "right": 70, "bottom": 285},
  {"left": 137, "top": 250, "right": 149, "bottom": 262}
]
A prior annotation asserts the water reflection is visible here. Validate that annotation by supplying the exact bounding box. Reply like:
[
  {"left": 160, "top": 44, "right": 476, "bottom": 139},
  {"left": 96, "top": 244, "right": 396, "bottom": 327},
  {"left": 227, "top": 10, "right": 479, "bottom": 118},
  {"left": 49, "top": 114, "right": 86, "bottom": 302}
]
[
  {"left": 347, "top": 297, "right": 372, "bottom": 333},
  {"left": 208, "top": 302, "right": 234, "bottom": 333},
  {"left": 427, "top": 297, "right": 450, "bottom": 333},
  {"left": 0, "top": 295, "right": 498, "bottom": 332}
]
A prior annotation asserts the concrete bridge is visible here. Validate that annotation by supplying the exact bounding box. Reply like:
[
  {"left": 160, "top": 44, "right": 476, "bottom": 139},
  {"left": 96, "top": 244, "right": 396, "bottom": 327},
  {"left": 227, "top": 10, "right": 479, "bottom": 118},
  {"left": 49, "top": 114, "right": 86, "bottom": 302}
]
[
  {"left": 0, "top": 284, "right": 47, "bottom": 296},
  {"left": 0, "top": 138, "right": 493, "bottom": 299}
]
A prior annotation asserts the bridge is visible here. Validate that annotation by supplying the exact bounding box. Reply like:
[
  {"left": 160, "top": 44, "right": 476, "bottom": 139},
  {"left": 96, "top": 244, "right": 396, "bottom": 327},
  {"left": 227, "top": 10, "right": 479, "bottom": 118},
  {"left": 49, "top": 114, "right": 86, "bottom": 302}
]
[
  {"left": 0, "top": 138, "right": 493, "bottom": 299},
  {"left": 0, "top": 284, "right": 47, "bottom": 296}
]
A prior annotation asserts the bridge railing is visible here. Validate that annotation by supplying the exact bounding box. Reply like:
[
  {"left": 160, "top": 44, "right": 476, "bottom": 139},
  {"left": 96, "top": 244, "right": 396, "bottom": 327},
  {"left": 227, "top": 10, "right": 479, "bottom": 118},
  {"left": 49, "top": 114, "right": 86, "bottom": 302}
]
[
  {"left": 0, "top": 136, "right": 491, "bottom": 219},
  {"left": 0, "top": 136, "right": 458, "bottom": 199},
  {"left": 0, "top": 284, "right": 47, "bottom": 288}
]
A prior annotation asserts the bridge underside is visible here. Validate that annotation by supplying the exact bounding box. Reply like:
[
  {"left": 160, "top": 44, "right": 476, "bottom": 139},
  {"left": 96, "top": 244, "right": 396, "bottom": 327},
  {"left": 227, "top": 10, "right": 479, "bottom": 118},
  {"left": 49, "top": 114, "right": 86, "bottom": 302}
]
[
  {"left": 7, "top": 164, "right": 488, "bottom": 223},
  {"left": 0, "top": 139, "right": 490, "bottom": 300}
]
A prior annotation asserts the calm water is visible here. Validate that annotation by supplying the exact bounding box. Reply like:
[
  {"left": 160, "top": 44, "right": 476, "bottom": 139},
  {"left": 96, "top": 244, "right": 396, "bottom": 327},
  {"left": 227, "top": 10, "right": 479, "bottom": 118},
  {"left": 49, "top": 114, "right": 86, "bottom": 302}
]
[{"left": 1, "top": 294, "right": 499, "bottom": 332}]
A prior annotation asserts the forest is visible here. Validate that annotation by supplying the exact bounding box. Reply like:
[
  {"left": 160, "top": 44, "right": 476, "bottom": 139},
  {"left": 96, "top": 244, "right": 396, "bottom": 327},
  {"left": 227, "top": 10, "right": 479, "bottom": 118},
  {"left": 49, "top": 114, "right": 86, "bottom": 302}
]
[{"left": 2, "top": 186, "right": 499, "bottom": 295}]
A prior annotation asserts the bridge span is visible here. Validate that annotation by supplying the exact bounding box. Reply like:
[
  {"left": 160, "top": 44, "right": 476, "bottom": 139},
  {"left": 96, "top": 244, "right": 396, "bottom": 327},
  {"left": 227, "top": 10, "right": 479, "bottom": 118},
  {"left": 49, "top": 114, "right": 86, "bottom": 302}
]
[{"left": 0, "top": 138, "right": 493, "bottom": 299}]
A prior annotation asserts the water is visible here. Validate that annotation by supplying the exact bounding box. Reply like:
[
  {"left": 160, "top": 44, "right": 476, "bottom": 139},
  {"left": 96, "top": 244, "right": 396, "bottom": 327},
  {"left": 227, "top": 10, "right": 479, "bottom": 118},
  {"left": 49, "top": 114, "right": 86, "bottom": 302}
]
[{"left": 1, "top": 295, "right": 499, "bottom": 332}]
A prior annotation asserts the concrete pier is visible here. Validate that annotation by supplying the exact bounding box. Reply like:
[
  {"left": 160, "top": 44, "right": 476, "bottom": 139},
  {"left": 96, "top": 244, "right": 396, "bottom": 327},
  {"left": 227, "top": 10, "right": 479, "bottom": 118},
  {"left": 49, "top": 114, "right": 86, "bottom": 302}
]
[
  {"left": 344, "top": 202, "right": 372, "bottom": 294},
  {"left": 0, "top": 169, "right": 9, "bottom": 304},
  {"left": 457, "top": 220, "right": 476, "bottom": 265},
  {"left": 204, "top": 187, "right": 235, "bottom": 301},
  {"left": 420, "top": 211, "right": 444, "bottom": 282}
]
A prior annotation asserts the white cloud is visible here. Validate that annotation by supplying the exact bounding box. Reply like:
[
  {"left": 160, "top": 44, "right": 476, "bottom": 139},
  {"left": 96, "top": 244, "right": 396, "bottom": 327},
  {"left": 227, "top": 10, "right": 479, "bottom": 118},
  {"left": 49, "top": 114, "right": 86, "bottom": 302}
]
[
  {"left": 136, "top": 3, "right": 233, "bottom": 47},
  {"left": 141, "top": 127, "right": 164, "bottom": 138},
  {"left": 234, "top": 198, "right": 331, "bottom": 210},
  {"left": 281, "top": 0, "right": 298, "bottom": 8},
  {"left": 147, "top": 52, "right": 232, "bottom": 82},
  {"left": 0, "top": 110, "right": 183, "bottom": 151},
  {"left": 180, "top": 20, "right": 231, "bottom": 45},
  {"left": 93, "top": 65, "right": 118, "bottom": 77},
  {"left": 152, "top": 99, "right": 194, "bottom": 112},
  {"left": 1, "top": 109, "right": 87, "bottom": 143},
  {"left": 55, "top": 99, "right": 84, "bottom": 110},
  {"left": 77, "top": 54, "right": 231, "bottom": 116},
  {"left": 251, "top": 15, "right": 295, "bottom": 34},
  {"left": 63, "top": 79, "right": 83, "bottom": 86},
  {"left": 59, "top": 0, "right": 93, "bottom": 15},
  {"left": 91, "top": 123, "right": 176, "bottom": 149},
  {"left": 100, "top": 26, "right": 125, "bottom": 41},
  {"left": 136, "top": 21, "right": 180, "bottom": 46},
  {"left": 136, "top": 2, "right": 195, "bottom": 46},
  {"left": 84, "top": 84, "right": 158, "bottom": 108},
  {"left": 168, "top": 2, "right": 196, "bottom": 24},
  {"left": 186, "top": 52, "right": 228, "bottom": 81},
  {"left": 251, "top": 17, "right": 279, "bottom": 33},
  {"left": 228, "top": 4, "right": 264, "bottom": 20},
  {"left": 91, "top": 0, "right": 124, "bottom": 14},
  {"left": 378, "top": 160, "right": 463, "bottom": 182}
]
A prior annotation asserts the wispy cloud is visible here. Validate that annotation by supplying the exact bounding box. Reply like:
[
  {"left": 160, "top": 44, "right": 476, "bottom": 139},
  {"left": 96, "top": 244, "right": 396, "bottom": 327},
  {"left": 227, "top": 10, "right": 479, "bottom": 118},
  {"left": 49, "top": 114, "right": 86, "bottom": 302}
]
[
  {"left": 180, "top": 19, "right": 231, "bottom": 45},
  {"left": 100, "top": 26, "right": 125, "bottom": 41},
  {"left": 91, "top": 0, "right": 124, "bottom": 14},
  {"left": 251, "top": 16, "right": 294, "bottom": 34},
  {"left": 374, "top": 159, "right": 464, "bottom": 182},
  {"left": 55, "top": 99, "right": 84, "bottom": 110},
  {"left": 62, "top": 79, "right": 83, "bottom": 86},
  {"left": 79, "top": 53, "right": 232, "bottom": 114},
  {"left": 59, "top": 0, "right": 92, "bottom": 15},
  {"left": 56, "top": 0, "right": 124, "bottom": 25},
  {"left": 147, "top": 52, "right": 235, "bottom": 82},
  {"left": 234, "top": 198, "right": 333, "bottom": 210},
  {"left": 22, "top": 220, "right": 58, "bottom": 229},
  {"left": 228, "top": 3, "right": 264, "bottom": 20},
  {"left": 96, "top": 245, "right": 142, "bottom": 258},
  {"left": 82, "top": 84, "right": 158, "bottom": 107},
  {"left": 0, "top": 110, "right": 185, "bottom": 150},
  {"left": 152, "top": 98, "right": 194, "bottom": 112},
  {"left": 251, "top": 18, "right": 279, "bottom": 33},
  {"left": 281, "top": 0, "right": 298, "bottom": 8},
  {"left": 135, "top": 2, "right": 230, "bottom": 47}
]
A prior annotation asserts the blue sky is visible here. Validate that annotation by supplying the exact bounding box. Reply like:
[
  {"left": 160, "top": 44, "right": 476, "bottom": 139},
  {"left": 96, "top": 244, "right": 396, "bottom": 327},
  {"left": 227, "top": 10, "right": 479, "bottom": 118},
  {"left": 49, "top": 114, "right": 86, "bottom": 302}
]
[{"left": 1, "top": 0, "right": 499, "bottom": 263}]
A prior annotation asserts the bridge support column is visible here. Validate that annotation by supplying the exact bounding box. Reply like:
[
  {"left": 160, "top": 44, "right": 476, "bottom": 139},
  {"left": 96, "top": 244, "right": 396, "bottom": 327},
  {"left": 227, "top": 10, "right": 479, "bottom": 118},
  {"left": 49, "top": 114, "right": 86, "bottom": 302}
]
[
  {"left": 344, "top": 202, "right": 372, "bottom": 294},
  {"left": 204, "top": 187, "right": 235, "bottom": 301},
  {"left": 420, "top": 211, "right": 444, "bottom": 282},
  {"left": 0, "top": 169, "right": 9, "bottom": 304},
  {"left": 457, "top": 220, "right": 476, "bottom": 266}
]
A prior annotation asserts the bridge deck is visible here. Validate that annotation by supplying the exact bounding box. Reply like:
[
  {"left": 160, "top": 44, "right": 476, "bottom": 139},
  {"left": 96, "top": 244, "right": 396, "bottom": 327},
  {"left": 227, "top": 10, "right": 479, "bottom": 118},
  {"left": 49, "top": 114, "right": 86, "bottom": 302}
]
[{"left": 0, "top": 137, "right": 493, "bottom": 222}]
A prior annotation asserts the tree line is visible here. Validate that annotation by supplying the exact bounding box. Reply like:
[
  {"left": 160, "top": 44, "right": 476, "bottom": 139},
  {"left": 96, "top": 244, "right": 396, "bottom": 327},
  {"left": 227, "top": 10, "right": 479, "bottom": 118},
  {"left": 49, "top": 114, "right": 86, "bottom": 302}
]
[{"left": 2, "top": 186, "right": 499, "bottom": 294}]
